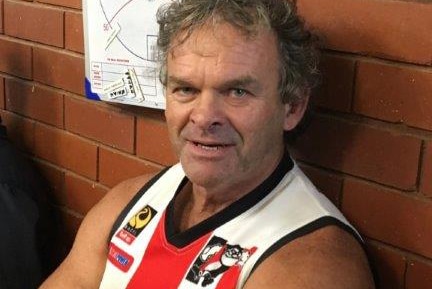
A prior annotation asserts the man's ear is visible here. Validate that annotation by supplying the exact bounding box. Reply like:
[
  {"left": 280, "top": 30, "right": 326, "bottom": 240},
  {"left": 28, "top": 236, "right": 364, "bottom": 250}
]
[{"left": 283, "top": 94, "right": 310, "bottom": 131}]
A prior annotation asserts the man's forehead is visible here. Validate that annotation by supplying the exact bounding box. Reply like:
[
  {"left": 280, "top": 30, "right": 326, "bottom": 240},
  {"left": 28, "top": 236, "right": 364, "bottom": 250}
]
[
  {"left": 165, "top": 21, "right": 280, "bottom": 91},
  {"left": 168, "top": 22, "right": 275, "bottom": 59}
]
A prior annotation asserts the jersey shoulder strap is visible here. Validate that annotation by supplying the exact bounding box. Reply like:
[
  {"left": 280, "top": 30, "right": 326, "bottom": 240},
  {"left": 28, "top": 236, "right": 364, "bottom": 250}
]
[{"left": 108, "top": 167, "right": 171, "bottom": 242}]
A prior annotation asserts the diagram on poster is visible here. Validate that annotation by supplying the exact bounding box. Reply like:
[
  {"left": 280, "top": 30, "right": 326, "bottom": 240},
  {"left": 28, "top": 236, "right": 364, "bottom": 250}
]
[{"left": 83, "top": 0, "right": 171, "bottom": 109}]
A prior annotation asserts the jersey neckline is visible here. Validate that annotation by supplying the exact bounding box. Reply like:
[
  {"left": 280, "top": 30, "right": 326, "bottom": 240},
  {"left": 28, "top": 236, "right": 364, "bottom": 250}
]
[{"left": 165, "top": 151, "right": 294, "bottom": 248}]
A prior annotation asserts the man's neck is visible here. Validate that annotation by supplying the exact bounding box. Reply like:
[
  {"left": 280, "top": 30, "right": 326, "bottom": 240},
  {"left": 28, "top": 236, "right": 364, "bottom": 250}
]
[
  {"left": 174, "top": 171, "right": 270, "bottom": 232},
  {"left": 173, "top": 181, "right": 239, "bottom": 232},
  {"left": 173, "top": 158, "right": 285, "bottom": 232}
]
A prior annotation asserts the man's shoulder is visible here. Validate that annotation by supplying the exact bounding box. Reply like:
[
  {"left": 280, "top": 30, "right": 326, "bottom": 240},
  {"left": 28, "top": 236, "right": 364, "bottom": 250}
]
[
  {"left": 38, "top": 170, "right": 165, "bottom": 289},
  {"left": 244, "top": 225, "right": 375, "bottom": 289}
]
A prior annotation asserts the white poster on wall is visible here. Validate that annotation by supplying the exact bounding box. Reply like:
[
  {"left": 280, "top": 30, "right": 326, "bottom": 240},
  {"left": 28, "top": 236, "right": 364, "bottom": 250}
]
[{"left": 83, "top": 0, "right": 171, "bottom": 109}]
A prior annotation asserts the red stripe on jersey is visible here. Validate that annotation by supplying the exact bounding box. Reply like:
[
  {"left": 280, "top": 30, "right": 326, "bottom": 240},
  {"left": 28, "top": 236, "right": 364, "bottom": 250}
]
[
  {"left": 216, "top": 266, "right": 242, "bottom": 289},
  {"left": 126, "top": 211, "right": 212, "bottom": 288}
]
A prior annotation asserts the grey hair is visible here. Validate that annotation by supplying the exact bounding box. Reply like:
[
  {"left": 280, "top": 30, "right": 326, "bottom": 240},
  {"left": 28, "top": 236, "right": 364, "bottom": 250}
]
[{"left": 156, "top": 0, "right": 320, "bottom": 104}]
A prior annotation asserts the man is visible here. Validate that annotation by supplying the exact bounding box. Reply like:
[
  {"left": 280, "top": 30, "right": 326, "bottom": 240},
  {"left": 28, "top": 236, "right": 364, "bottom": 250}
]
[
  {"left": 0, "top": 117, "right": 54, "bottom": 289},
  {"left": 40, "top": 0, "right": 374, "bottom": 288}
]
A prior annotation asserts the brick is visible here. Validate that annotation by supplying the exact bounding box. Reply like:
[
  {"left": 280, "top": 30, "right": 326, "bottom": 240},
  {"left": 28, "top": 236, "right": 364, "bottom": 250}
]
[
  {"left": 290, "top": 115, "right": 421, "bottom": 190},
  {"left": 65, "top": 11, "right": 83, "bottom": 53},
  {"left": 0, "top": 111, "right": 35, "bottom": 153},
  {"left": 137, "top": 117, "right": 177, "bottom": 165},
  {"left": 47, "top": 208, "right": 82, "bottom": 267},
  {"left": 314, "top": 54, "right": 354, "bottom": 112},
  {"left": 421, "top": 142, "right": 432, "bottom": 197},
  {"left": 62, "top": 210, "right": 82, "bottom": 241},
  {"left": 4, "top": 1, "right": 63, "bottom": 47},
  {"left": 6, "top": 78, "right": 64, "bottom": 127},
  {"left": 56, "top": 210, "right": 82, "bottom": 258},
  {"left": 64, "top": 173, "right": 107, "bottom": 215},
  {"left": 0, "top": 77, "right": 4, "bottom": 109},
  {"left": 99, "top": 147, "right": 160, "bottom": 188},
  {"left": 65, "top": 96, "right": 134, "bottom": 152},
  {"left": 37, "top": 0, "right": 81, "bottom": 10},
  {"left": 297, "top": 0, "right": 432, "bottom": 64},
  {"left": 342, "top": 179, "right": 432, "bottom": 259},
  {"left": 34, "top": 123, "right": 97, "bottom": 179},
  {"left": 34, "top": 160, "right": 65, "bottom": 205},
  {"left": 365, "top": 242, "right": 405, "bottom": 289},
  {"left": 406, "top": 260, "right": 432, "bottom": 289},
  {"left": 0, "top": 0, "right": 3, "bottom": 33},
  {"left": 33, "top": 47, "right": 85, "bottom": 95},
  {"left": 0, "top": 38, "right": 32, "bottom": 79},
  {"left": 299, "top": 164, "right": 342, "bottom": 206},
  {"left": 354, "top": 61, "right": 432, "bottom": 131}
]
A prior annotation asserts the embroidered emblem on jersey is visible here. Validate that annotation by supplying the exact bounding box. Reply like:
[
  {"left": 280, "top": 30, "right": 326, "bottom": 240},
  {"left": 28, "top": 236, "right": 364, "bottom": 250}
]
[
  {"left": 108, "top": 243, "right": 134, "bottom": 272},
  {"left": 185, "top": 236, "right": 257, "bottom": 287},
  {"left": 116, "top": 205, "right": 157, "bottom": 245}
]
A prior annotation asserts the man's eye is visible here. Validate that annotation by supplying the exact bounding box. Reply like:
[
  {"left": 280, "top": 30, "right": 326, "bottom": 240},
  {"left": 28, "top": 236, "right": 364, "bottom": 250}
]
[
  {"left": 174, "top": 87, "right": 196, "bottom": 96},
  {"left": 231, "top": 88, "right": 247, "bottom": 98},
  {"left": 176, "top": 87, "right": 195, "bottom": 95}
]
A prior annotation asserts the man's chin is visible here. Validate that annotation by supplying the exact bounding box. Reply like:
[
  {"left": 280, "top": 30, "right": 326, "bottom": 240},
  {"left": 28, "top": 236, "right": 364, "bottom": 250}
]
[{"left": 181, "top": 161, "right": 227, "bottom": 188}]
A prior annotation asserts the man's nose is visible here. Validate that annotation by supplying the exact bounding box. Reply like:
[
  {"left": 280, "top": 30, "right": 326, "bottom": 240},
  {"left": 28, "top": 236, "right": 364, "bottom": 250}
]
[{"left": 189, "top": 91, "right": 225, "bottom": 131}]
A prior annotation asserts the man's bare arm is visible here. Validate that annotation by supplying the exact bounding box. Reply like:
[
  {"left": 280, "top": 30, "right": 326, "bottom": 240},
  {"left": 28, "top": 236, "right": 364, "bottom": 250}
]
[
  {"left": 244, "top": 225, "right": 375, "bottom": 289},
  {"left": 39, "top": 174, "right": 155, "bottom": 289}
]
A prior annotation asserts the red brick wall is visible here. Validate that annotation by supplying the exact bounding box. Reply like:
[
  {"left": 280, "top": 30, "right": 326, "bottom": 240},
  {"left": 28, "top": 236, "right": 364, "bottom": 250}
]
[
  {"left": 0, "top": 0, "right": 431, "bottom": 287},
  {"left": 294, "top": 0, "right": 432, "bottom": 288}
]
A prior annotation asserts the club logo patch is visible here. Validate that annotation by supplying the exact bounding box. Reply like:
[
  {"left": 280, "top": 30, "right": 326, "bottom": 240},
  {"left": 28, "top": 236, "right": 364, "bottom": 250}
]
[
  {"left": 186, "top": 236, "right": 257, "bottom": 287},
  {"left": 116, "top": 205, "right": 157, "bottom": 245},
  {"left": 108, "top": 243, "right": 134, "bottom": 272}
]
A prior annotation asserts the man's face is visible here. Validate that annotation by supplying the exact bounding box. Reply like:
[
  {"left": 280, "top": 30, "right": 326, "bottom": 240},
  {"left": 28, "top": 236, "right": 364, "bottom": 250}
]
[{"left": 165, "top": 23, "right": 300, "bottom": 191}]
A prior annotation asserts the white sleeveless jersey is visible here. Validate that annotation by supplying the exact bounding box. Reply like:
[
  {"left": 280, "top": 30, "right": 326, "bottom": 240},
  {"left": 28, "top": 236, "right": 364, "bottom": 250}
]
[{"left": 99, "top": 156, "right": 360, "bottom": 289}]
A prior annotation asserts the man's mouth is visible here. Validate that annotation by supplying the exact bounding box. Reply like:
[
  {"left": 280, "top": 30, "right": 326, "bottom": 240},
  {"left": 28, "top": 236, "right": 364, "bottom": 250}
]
[{"left": 192, "top": 142, "right": 230, "bottom": 151}]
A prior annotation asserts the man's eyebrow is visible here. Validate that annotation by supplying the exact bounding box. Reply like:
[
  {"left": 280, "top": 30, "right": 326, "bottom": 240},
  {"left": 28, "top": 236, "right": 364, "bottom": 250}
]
[
  {"left": 220, "top": 76, "right": 262, "bottom": 91},
  {"left": 166, "top": 76, "right": 194, "bottom": 86},
  {"left": 166, "top": 75, "right": 263, "bottom": 92}
]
